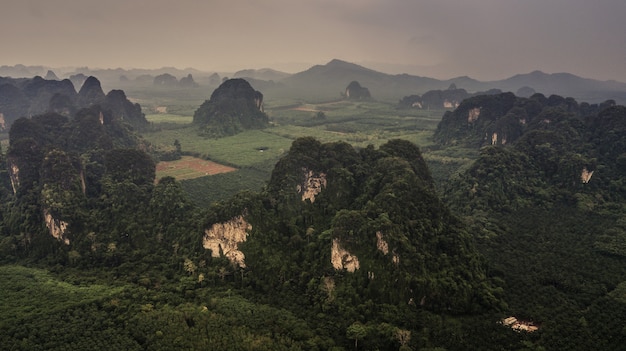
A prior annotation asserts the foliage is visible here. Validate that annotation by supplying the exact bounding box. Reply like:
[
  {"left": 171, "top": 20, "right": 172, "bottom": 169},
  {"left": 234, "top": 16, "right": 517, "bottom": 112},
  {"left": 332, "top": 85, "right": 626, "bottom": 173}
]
[
  {"left": 1, "top": 86, "right": 626, "bottom": 350},
  {"left": 193, "top": 78, "right": 269, "bottom": 137}
]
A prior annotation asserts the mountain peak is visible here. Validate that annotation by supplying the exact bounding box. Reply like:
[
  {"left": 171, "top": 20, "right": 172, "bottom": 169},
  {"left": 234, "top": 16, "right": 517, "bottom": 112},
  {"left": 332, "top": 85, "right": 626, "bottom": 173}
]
[{"left": 325, "top": 59, "right": 372, "bottom": 71}]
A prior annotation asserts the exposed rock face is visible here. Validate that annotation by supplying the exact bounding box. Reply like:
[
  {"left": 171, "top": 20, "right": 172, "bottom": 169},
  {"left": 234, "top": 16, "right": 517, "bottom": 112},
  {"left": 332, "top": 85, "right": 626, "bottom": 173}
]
[
  {"left": 345, "top": 81, "right": 371, "bottom": 100},
  {"left": 443, "top": 100, "right": 459, "bottom": 109},
  {"left": 8, "top": 161, "right": 19, "bottom": 194},
  {"left": 331, "top": 238, "right": 360, "bottom": 272},
  {"left": 297, "top": 169, "right": 327, "bottom": 202},
  {"left": 43, "top": 208, "right": 70, "bottom": 245},
  {"left": 376, "top": 231, "right": 389, "bottom": 255},
  {"left": 581, "top": 167, "right": 594, "bottom": 183},
  {"left": 203, "top": 215, "right": 251, "bottom": 267},
  {"left": 376, "top": 231, "right": 399, "bottom": 265},
  {"left": 491, "top": 132, "right": 498, "bottom": 145},
  {"left": 468, "top": 107, "right": 481, "bottom": 123}
]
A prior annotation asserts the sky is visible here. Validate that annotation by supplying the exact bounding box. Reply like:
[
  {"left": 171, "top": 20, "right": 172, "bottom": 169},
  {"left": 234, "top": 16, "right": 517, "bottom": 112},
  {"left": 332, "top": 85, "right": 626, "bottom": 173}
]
[{"left": 1, "top": 0, "right": 625, "bottom": 81}]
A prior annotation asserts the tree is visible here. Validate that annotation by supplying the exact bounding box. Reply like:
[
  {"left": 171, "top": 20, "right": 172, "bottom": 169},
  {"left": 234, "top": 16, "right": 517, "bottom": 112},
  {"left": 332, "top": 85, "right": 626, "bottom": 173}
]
[
  {"left": 315, "top": 111, "right": 326, "bottom": 120},
  {"left": 346, "top": 322, "right": 368, "bottom": 350}
]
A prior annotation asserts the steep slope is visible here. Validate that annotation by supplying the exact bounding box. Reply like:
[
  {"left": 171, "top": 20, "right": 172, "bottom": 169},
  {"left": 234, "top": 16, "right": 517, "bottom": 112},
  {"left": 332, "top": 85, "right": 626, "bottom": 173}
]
[
  {"left": 434, "top": 92, "right": 615, "bottom": 147},
  {"left": 202, "top": 137, "right": 502, "bottom": 314},
  {"left": 192, "top": 78, "right": 268, "bottom": 137},
  {"left": 0, "top": 76, "right": 147, "bottom": 130}
]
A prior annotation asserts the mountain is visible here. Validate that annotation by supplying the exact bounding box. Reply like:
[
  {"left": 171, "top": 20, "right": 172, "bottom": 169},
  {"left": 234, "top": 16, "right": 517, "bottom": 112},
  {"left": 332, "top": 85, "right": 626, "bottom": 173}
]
[
  {"left": 487, "top": 70, "right": 626, "bottom": 104},
  {"left": 235, "top": 137, "right": 501, "bottom": 313},
  {"left": 192, "top": 78, "right": 268, "bottom": 137},
  {"left": 0, "top": 76, "right": 147, "bottom": 130},
  {"left": 440, "top": 101, "right": 626, "bottom": 350},
  {"left": 277, "top": 59, "right": 444, "bottom": 101},
  {"left": 270, "top": 59, "right": 626, "bottom": 104},
  {"left": 3, "top": 62, "right": 624, "bottom": 104},
  {"left": 233, "top": 68, "right": 291, "bottom": 81}
]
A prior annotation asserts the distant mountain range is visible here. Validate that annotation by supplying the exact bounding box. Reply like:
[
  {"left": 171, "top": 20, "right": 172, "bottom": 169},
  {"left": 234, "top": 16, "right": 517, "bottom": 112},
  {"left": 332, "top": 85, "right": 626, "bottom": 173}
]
[
  {"left": 271, "top": 59, "right": 626, "bottom": 103},
  {"left": 2, "top": 59, "right": 625, "bottom": 104}
]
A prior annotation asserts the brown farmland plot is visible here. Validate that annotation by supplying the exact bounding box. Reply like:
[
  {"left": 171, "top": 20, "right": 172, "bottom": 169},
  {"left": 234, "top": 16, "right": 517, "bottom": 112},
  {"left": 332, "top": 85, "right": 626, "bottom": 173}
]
[{"left": 156, "top": 156, "right": 236, "bottom": 180}]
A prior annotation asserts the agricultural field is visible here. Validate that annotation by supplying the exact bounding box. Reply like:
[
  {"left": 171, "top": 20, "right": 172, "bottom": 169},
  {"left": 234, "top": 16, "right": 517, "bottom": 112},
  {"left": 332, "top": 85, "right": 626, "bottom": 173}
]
[
  {"left": 141, "top": 99, "right": 470, "bottom": 202},
  {"left": 145, "top": 113, "right": 193, "bottom": 125},
  {"left": 155, "top": 156, "right": 236, "bottom": 180}
]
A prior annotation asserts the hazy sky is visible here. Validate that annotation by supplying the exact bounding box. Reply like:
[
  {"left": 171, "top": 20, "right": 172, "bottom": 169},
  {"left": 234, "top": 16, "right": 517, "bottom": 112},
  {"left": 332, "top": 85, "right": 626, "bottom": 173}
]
[{"left": 1, "top": 0, "right": 625, "bottom": 81}]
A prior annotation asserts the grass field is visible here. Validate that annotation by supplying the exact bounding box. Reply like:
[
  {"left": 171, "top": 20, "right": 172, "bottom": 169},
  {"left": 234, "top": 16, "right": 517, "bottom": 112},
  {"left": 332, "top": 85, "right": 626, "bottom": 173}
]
[
  {"left": 145, "top": 113, "right": 193, "bottom": 124},
  {"left": 144, "top": 127, "right": 294, "bottom": 169}
]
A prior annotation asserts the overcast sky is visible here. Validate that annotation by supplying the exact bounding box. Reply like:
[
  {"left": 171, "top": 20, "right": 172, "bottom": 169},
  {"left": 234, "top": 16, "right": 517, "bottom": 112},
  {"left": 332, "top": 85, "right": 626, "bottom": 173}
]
[{"left": 1, "top": 0, "right": 625, "bottom": 81}]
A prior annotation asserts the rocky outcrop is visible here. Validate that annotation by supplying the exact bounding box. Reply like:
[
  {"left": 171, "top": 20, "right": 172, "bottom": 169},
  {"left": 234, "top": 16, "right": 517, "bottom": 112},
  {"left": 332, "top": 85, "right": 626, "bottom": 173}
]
[
  {"left": 8, "top": 161, "right": 19, "bottom": 194},
  {"left": 468, "top": 107, "right": 481, "bottom": 123},
  {"left": 0, "top": 76, "right": 144, "bottom": 129},
  {"left": 331, "top": 238, "right": 360, "bottom": 272},
  {"left": 376, "top": 231, "right": 389, "bottom": 255},
  {"left": 345, "top": 81, "right": 371, "bottom": 100},
  {"left": 203, "top": 215, "right": 251, "bottom": 267},
  {"left": 104, "top": 89, "right": 147, "bottom": 126},
  {"left": 297, "top": 169, "right": 327, "bottom": 202},
  {"left": 43, "top": 208, "right": 70, "bottom": 245},
  {"left": 78, "top": 76, "right": 105, "bottom": 106},
  {"left": 581, "top": 167, "right": 594, "bottom": 183},
  {"left": 0, "top": 75, "right": 147, "bottom": 129}
]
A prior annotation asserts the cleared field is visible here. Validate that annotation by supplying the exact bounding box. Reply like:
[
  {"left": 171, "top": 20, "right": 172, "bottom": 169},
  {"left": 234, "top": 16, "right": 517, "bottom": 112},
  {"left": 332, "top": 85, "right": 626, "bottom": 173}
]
[
  {"left": 143, "top": 127, "right": 294, "bottom": 169},
  {"left": 145, "top": 113, "right": 193, "bottom": 124},
  {"left": 156, "top": 156, "right": 237, "bottom": 180}
]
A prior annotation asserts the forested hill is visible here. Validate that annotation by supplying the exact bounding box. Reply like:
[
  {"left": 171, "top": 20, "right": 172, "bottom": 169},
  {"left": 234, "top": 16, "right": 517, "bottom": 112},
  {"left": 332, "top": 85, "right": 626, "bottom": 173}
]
[
  {"left": 239, "top": 137, "right": 502, "bottom": 313},
  {"left": 0, "top": 76, "right": 148, "bottom": 130},
  {"left": 434, "top": 92, "right": 617, "bottom": 147},
  {"left": 2, "top": 84, "right": 626, "bottom": 349},
  {"left": 441, "top": 95, "right": 626, "bottom": 349},
  {"left": 192, "top": 78, "right": 268, "bottom": 137},
  {"left": 0, "top": 111, "right": 509, "bottom": 349}
]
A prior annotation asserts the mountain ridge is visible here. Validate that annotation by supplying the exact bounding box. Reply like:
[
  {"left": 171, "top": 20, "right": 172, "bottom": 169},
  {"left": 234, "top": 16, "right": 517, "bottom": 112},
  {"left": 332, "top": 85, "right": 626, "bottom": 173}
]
[{"left": 2, "top": 60, "right": 625, "bottom": 103}]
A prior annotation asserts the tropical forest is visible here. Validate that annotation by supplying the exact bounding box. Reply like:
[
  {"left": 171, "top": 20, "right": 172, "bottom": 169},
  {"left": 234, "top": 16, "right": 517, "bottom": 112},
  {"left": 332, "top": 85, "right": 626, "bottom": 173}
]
[{"left": 0, "top": 60, "right": 625, "bottom": 350}]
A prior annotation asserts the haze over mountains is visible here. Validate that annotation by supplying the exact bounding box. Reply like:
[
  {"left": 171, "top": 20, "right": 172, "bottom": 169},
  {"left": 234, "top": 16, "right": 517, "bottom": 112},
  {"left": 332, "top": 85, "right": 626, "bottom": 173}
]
[{"left": 2, "top": 59, "right": 625, "bottom": 104}]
